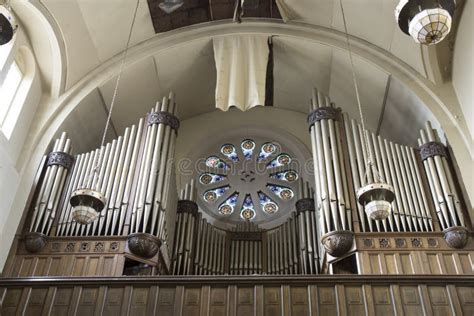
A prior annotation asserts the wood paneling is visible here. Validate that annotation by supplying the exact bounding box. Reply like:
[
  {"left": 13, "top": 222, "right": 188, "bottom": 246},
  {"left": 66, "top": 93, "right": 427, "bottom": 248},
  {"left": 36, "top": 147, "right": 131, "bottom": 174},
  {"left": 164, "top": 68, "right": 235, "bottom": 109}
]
[{"left": 1, "top": 276, "right": 473, "bottom": 316}]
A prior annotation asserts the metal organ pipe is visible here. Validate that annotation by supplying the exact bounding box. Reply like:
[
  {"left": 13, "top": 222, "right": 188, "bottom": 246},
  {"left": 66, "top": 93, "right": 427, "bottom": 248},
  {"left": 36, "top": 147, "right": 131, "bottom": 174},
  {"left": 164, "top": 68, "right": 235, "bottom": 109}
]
[
  {"left": 418, "top": 123, "right": 466, "bottom": 234},
  {"left": 344, "top": 112, "right": 435, "bottom": 234},
  {"left": 307, "top": 89, "right": 354, "bottom": 259},
  {"left": 53, "top": 93, "right": 177, "bottom": 244},
  {"left": 29, "top": 132, "right": 74, "bottom": 237}
]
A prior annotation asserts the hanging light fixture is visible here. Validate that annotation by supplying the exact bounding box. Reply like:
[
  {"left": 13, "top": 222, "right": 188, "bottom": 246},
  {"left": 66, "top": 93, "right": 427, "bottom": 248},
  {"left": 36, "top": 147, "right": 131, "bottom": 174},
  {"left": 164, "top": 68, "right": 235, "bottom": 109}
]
[
  {"left": 159, "top": 0, "right": 184, "bottom": 14},
  {"left": 70, "top": 0, "right": 140, "bottom": 225},
  {"left": 339, "top": 0, "right": 395, "bottom": 221},
  {"left": 395, "top": 0, "right": 455, "bottom": 45},
  {"left": 0, "top": 1, "right": 18, "bottom": 45}
]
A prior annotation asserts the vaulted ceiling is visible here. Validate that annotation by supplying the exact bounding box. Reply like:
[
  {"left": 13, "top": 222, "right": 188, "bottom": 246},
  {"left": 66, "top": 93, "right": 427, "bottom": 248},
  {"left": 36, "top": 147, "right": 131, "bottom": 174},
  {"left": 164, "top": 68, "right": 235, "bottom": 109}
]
[{"left": 23, "top": 0, "right": 457, "bottom": 151}]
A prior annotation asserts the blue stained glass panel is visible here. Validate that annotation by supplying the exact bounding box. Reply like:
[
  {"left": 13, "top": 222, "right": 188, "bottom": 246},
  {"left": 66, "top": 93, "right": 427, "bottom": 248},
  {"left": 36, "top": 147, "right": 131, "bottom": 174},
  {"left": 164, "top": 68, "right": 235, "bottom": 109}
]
[
  {"left": 206, "top": 156, "right": 230, "bottom": 170},
  {"left": 218, "top": 192, "right": 239, "bottom": 215},
  {"left": 241, "top": 139, "right": 255, "bottom": 160},
  {"left": 267, "top": 153, "right": 292, "bottom": 168},
  {"left": 267, "top": 184, "right": 294, "bottom": 201},
  {"left": 203, "top": 185, "right": 230, "bottom": 202},
  {"left": 257, "top": 142, "right": 277, "bottom": 161},
  {"left": 221, "top": 144, "right": 239, "bottom": 161},
  {"left": 269, "top": 170, "right": 298, "bottom": 182}
]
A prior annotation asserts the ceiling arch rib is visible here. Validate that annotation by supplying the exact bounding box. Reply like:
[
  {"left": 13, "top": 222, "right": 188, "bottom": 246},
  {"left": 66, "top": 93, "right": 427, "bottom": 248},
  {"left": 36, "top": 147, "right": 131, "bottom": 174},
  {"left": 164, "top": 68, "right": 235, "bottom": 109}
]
[{"left": 20, "top": 21, "right": 474, "bottom": 208}]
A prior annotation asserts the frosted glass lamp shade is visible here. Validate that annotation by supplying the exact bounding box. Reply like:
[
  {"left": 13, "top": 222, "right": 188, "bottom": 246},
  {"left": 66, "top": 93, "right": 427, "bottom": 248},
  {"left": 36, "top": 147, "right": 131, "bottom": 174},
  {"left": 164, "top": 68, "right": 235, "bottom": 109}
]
[
  {"left": 357, "top": 183, "right": 395, "bottom": 221},
  {"left": 70, "top": 189, "right": 106, "bottom": 225},
  {"left": 409, "top": 8, "right": 452, "bottom": 45},
  {"left": 395, "top": 0, "right": 455, "bottom": 45}
]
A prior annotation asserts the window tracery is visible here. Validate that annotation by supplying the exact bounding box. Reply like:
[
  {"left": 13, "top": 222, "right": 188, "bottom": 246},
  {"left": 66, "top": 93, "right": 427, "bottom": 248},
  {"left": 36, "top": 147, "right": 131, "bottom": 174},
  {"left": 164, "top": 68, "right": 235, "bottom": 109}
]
[{"left": 198, "top": 138, "right": 299, "bottom": 223}]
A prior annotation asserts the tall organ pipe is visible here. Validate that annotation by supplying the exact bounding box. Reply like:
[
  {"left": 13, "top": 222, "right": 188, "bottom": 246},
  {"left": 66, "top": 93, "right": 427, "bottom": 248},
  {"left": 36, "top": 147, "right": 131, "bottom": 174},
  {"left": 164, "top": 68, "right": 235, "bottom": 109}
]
[
  {"left": 28, "top": 132, "right": 74, "bottom": 239},
  {"left": 418, "top": 123, "right": 468, "bottom": 248},
  {"left": 307, "top": 88, "right": 353, "bottom": 258},
  {"left": 344, "top": 112, "right": 434, "bottom": 233}
]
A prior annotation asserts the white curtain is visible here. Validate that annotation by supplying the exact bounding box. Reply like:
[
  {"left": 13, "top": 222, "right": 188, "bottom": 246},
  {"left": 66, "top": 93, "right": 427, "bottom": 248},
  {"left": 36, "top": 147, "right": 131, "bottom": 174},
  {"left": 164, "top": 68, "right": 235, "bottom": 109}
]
[{"left": 213, "top": 34, "right": 269, "bottom": 112}]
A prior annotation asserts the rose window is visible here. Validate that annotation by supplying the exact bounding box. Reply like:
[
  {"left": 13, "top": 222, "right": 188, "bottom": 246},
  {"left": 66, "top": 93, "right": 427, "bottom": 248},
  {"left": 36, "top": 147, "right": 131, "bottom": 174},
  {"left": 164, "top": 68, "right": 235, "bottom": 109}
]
[{"left": 197, "top": 138, "right": 299, "bottom": 224}]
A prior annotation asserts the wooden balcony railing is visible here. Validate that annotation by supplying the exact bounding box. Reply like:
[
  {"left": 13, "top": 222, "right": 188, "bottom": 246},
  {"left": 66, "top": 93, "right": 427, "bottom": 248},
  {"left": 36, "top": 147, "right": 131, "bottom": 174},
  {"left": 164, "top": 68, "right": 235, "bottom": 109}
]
[{"left": 1, "top": 275, "right": 473, "bottom": 315}]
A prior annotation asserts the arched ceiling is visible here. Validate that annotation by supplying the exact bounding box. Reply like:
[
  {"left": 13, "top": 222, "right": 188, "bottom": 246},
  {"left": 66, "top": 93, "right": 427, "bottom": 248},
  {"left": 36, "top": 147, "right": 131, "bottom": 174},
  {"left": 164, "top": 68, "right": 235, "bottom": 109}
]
[
  {"left": 11, "top": 0, "right": 466, "bottom": 153},
  {"left": 38, "top": 0, "right": 431, "bottom": 89}
]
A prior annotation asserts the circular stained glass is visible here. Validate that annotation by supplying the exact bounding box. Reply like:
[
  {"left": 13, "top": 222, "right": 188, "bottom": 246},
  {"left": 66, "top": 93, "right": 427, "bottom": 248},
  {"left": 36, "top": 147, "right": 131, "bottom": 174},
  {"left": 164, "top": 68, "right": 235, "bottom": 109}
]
[
  {"left": 204, "top": 191, "right": 217, "bottom": 202},
  {"left": 285, "top": 171, "right": 298, "bottom": 182},
  {"left": 198, "top": 138, "right": 299, "bottom": 224},
  {"left": 264, "top": 202, "right": 278, "bottom": 214},
  {"left": 263, "top": 143, "right": 276, "bottom": 154},
  {"left": 241, "top": 139, "right": 255, "bottom": 150},
  {"left": 278, "top": 154, "right": 290, "bottom": 165},
  {"left": 200, "top": 174, "right": 213, "bottom": 185},
  {"left": 221, "top": 144, "right": 235, "bottom": 155},
  {"left": 280, "top": 189, "right": 294, "bottom": 200},
  {"left": 241, "top": 208, "right": 256, "bottom": 220},
  {"left": 219, "top": 204, "right": 233, "bottom": 215}
]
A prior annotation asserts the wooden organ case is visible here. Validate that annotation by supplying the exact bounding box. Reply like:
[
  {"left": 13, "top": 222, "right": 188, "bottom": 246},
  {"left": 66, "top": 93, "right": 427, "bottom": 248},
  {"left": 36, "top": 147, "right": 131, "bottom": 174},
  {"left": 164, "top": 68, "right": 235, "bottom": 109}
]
[{"left": 1, "top": 90, "right": 473, "bottom": 315}]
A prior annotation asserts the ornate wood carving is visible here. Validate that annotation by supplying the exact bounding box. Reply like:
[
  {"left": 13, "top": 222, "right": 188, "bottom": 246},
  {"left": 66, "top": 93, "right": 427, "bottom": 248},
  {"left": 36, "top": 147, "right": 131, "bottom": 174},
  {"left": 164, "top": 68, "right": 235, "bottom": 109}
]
[
  {"left": 127, "top": 233, "right": 162, "bottom": 259},
  {"left": 23, "top": 232, "right": 48, "bottom": 253},
  {"left": 307, "top": 107, "right": 341, "bottom": 127},
  {"left": 229, "top": 232, "right": 263, "bottom": 241},
  {"left": 46, "top": 151, "right": 74, "bottom": 169},
  {"left": 146, "top": 111, "right": 180, "bottom": 132},
  {"left": 418, "top": 141, "right": 447, "bottom": 160},
  {"left": 321, "top": 230, "right": 354, "bottom": 257},
  {"left": 443, "top": 226, "right": 468, "bottom": 249},
  {"left": 295, "top": 198, "right": 315, "bottom": 213},
  {"left": 177, "top": 200, "right": 198, "bottom": 215}
]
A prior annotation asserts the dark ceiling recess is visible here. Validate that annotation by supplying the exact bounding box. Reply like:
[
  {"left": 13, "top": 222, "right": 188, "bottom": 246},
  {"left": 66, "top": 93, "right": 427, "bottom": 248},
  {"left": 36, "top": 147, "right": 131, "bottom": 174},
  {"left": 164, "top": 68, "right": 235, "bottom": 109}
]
[{"left": 147, "top": 0, "right": 282, "bottom": 33}]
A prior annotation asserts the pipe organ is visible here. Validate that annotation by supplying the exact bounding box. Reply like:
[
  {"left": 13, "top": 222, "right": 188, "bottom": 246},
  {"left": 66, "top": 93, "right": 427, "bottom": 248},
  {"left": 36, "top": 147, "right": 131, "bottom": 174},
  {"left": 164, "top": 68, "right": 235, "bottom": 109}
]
[{"left": 3, "top": 90, "right": 472, "bottom": 283}]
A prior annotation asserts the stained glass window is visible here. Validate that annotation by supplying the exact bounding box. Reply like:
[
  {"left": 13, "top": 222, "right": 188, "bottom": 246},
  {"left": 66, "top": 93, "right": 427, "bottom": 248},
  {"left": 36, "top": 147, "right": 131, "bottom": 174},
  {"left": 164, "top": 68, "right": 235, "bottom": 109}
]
[
  {"left": 203, "top": 185, "right": 230, "bottom": 202},
  {"left": 270, "top": 170, "right": 298, "bottom": 182},
  {"left": 199, "top": 173, "right": 226, "bottom": 185},
  {"left": 218, "top": 192, "right": 239, "bottom": 215},
  {"left": 257, "top": 142, "right": 277, "bottom": 161},
  {"left": 220, "top": 144, "right": 238, "bottom": 161},
  {"left": 258, "top": 191, "right": 279, "bottom": 214},
  {"left": 206, "top": 156, "right": 229, "bottom": 170},
  {"left": 240, "top": 194, "right": 256, "bottom": 220},
  {"left": 241, "top": 139, "right": 255, "bottom": 160},
  {"left": 267, "top": 184, "right": 294, "bottom": 201},
  {"left": 267, "top": 153, "right": 291, "bottom": 168},
  {"left": 198, "top": 138, "right": 299, "bottom": 223}
]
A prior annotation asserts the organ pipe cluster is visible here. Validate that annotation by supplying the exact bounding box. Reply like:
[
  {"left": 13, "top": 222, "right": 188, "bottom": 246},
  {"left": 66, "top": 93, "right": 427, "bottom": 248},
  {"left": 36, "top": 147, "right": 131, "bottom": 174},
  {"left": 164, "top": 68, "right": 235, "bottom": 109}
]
[
  {"left": 172, "top": 180, "right": 199, "bottom": 275},
  {"left": 307, "top": 89, "right": 354, "bottom": 258},
  {"left": 57, "top": 118, "right": 145, "bottom": 237},
  {"left": 418, "top": 122, "right": 468, "bottom": 248},
  {"left": 295, "top": 179, "right": 320, "bottom": 274},
  {"left": 229, "top": 222, "right": 263, "bottom": 275},
  {"left": 54, "top": 93, "right": 179, "bottom": 241},
  {"left": 25, "top": 132, "right": 73, "bottom": 252},
  {"left": 308, "top": 89, "right": 352, "bottom": 235},
  {"left": 130, "top": 93, "right": 178, "bottom": 240},
  {"left": 344, "top": 114, "right": 433, "bottom": 233},
  {"left": 29, "top": 132, "right": 73, "bottom": 237}
]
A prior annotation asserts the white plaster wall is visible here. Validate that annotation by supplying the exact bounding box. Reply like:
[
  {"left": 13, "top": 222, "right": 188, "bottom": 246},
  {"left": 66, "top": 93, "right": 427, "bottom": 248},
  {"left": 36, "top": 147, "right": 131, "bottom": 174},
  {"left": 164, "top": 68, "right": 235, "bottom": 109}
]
[
  {"left": 0, "top": 30, "right": 43, "bottom": 273},
  {"left": 452, "top": 0, "right": 474, "bottom": 141}
]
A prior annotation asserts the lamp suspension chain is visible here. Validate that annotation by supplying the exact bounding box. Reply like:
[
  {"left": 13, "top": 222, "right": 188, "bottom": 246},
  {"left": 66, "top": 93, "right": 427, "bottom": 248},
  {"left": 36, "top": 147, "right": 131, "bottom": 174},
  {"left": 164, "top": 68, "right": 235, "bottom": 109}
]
[
  {"left": 338, "top": 0, "right": 379, "bottom": 183},
  {"left": 90, "top": 0, "right": 141, "bottom": 184}
]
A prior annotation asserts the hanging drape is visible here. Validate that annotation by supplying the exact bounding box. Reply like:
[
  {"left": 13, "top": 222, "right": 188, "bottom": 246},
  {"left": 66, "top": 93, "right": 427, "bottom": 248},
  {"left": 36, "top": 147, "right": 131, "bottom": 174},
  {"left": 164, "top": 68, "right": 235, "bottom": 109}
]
[{"left": 213, "top": 34, "right": 269, "bottom": 112}]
